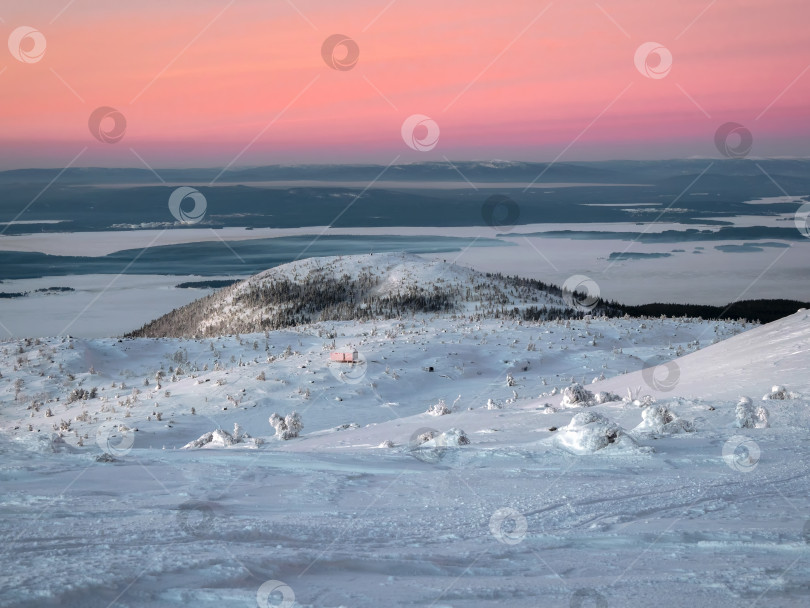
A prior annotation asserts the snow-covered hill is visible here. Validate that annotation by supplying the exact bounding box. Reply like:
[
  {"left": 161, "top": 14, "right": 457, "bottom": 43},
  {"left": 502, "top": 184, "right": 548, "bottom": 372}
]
[
  {"left": 1, "top": 264, "right": 809, "bottom": 607},
  {"left": 127, "top": 252, "right": 612, "bottom": 338}
]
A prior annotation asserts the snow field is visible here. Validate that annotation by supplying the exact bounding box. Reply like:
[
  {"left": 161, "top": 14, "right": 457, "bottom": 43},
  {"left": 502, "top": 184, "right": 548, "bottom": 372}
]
[{"left": 1, "top": 308, "right": 809, "bottom": 606}]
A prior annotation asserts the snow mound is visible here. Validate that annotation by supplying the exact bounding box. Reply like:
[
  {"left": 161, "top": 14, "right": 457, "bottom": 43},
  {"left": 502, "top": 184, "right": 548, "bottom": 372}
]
[
  {"left": 736, "top": 397, "right": 770, "bottom": 429},
  {"left": 594, "top": 390, "right": 622, "bottom": 404},
  {"left": 333, "top": 422, "right": 360, "bottom": 432},
  {"left": 560, "top": 383, "right": 595, "bottom": 407},
  {"left": 8, "top": 432, "right": 80, "bottom": 455},
  {"left": 560, "top": 384, "right": 621, "bottom": 408},
  {"left": 634, "top": 404, "right": 695, "bottom": 435},
  {"left": 421, "top": 427, "right": 470, "bottom": 447},
  {"left": 555, "top": 412, "right": 638, "bottom": 454},
  {"left": 762, "top": 385, "right": 800, "bottom": 400}
]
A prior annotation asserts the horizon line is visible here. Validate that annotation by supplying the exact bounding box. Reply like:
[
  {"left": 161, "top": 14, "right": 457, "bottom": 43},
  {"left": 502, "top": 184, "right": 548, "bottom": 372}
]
[{"left": 3, "top": 156, "right": 810, "bottom": 173}]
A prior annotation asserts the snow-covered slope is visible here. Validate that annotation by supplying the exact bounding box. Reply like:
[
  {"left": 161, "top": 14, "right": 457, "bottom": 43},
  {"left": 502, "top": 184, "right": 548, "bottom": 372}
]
[
  {"left": 270, "top": 309, "right": 810, "bottom": 455},
  {"left": 1, "top": 275, "right": 809, "bottom": 606},
  {"left": 593, "top": 308, "right": 810, "bottom": 401}
]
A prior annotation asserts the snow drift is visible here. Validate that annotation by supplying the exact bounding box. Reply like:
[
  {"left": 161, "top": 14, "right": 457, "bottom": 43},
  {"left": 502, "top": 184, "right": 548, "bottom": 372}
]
[{"left": 554, "top": 411, "right": 639, "bottom": 454}]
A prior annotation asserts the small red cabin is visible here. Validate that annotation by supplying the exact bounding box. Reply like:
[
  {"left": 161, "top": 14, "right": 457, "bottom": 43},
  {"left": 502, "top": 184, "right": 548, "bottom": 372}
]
[{"left": 330, "top": 350, "right": 359, "bottom": 363}]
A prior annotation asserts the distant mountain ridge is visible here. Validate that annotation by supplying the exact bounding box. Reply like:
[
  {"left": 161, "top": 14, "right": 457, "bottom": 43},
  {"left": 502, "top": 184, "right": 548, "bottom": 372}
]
[{"left": 4, "top": 158, "right": 810, "bottom": 185}]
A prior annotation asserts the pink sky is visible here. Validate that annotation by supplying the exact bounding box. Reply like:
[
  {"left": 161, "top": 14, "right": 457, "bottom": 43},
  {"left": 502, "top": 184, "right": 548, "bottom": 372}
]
[{"left": 1, "top": 0, "right": 808, "bottom": 168}]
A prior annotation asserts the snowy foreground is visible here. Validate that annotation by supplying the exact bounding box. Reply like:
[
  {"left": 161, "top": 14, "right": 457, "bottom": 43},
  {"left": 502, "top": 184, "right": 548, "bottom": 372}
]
[{"left": 2, "top": 310, "right": 810, "bottom": 606}]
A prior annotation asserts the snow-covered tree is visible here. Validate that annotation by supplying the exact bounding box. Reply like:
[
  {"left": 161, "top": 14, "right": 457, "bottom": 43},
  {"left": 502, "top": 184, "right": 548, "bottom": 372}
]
[
  {"left": 426, "top": 400, "right": 450, "bottom": 416},
  {"left": 269, "top": 411, "right": 303, "bottom": 439},
  {"left": 736, "top": 397, "right": 769, "bottom": 428}
]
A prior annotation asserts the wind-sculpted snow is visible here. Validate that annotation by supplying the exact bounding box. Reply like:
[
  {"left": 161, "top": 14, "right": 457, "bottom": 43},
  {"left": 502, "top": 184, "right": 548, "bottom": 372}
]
[
  {"left": 554, "top": 411, "right": 640, "bottom": 454},
  {"left": 633, "top": 404, "right": 695, "bottom": 435}
]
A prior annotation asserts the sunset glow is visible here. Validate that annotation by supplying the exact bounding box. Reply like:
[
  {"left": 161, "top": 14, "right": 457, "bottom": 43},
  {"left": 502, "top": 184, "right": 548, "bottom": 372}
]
[{"left": 1, "top": 0, "right": 808, "bottom": 168}]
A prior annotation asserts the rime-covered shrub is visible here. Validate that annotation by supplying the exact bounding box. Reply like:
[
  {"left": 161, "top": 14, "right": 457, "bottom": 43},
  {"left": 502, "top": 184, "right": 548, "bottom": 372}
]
[
  {"left": 270, "top": 411, "right": 303, "bottom": 440},
  {"left": 183, "top": 428, "right": 236, "bottom": 449},
  {"left": 413, "top": 430, "right": 437, "bottom": 445},
  {"left": 594, "top": 391, "right": 622, "bottom": 405},
  {"left": 624, "top": 386, "right": 656, "bottom": 407},
  {"left": 762, "top": 385, "right": 799, "bottom": 400},
  {"left": 426, "top": 400, "right": 451, "bottom": 416},
  {"left": 66, "top": 388, "right": 88, "bottom": 404},
  {"left": 418, "top": 428, "right": 470, "bottom": 448},
  {"left": 635, "top": 404, "right": 694, "bottom": 435},
  {"left": 182, "top": 424, "right": 262, "bottom": 449},
  {"left": 560, "top": 383, "right": 594, "bottom": 407},
  {"left": 736, "top": 397, "right": 770, "bottom": 429}
]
